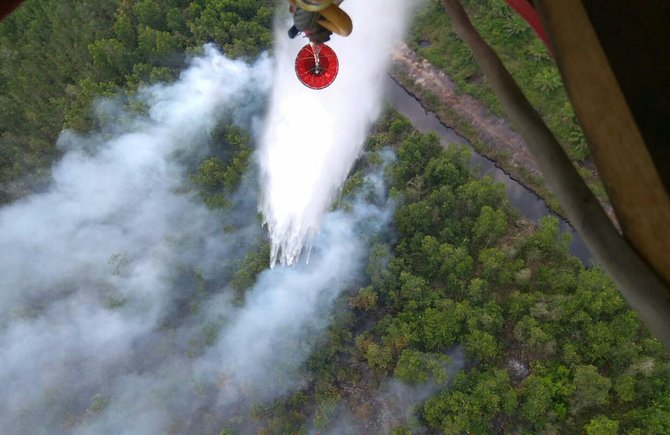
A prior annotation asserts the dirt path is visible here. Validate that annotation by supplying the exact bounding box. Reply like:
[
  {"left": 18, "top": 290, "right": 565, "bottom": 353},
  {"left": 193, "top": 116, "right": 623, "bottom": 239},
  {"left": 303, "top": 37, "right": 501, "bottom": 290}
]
[
  {"left": 390, "top": 43, "right": 541, "bottom": 177},
  {"left": 390, "top": 43, "right": 617, "bottom": 223}
]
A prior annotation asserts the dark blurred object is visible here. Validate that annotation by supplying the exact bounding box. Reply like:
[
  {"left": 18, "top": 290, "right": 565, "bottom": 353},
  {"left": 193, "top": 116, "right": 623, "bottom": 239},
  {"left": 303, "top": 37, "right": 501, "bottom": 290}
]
[{"left": 0, "top": 0, "right": 23, "bottom": 21}]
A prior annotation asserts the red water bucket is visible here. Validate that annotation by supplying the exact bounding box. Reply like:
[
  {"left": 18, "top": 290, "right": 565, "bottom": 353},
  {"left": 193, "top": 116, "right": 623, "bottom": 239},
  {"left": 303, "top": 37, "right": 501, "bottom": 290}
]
[{"left": 295, "top": 43, "right": 339, "bottom": 90}]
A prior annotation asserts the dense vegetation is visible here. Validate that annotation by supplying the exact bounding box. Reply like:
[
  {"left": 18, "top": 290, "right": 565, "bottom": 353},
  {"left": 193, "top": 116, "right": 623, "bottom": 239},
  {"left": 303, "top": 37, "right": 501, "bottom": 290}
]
[
  {"left": 247, "top": 111, "right": 670, "bottom": 433},
  {"left": 406, "top": 0, "right": 608, "bottom": 207},
  {"left": 411, "top": 0, "right": 584, "bottom": 159},
  {"left": 1, "top": 2, "right": 668, "bottom": 434},
  {"left": 0, "top": 0, "right": 272, "bottom": 202}
]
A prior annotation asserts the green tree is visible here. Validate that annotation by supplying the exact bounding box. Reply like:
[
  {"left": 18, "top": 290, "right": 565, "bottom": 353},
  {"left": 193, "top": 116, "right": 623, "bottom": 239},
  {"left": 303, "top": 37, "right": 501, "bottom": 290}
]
[
  {"left": 464, "top": 330, "right": 499, "bottom": 362},
  {"left": 136, "top": 25, "right": 179, "bottom": 65},
  {"left": 418, "top": 301, "right": 465, "bottom": 350},
  {"left": 455, "top": 176, "right": 507, "bottom": 219},
  {"left": 366, "top": 241, "right": 391, "bottom": 287},
  {"left": 514, "top": 315, "right": 556, "bottom": 357},
  {"left": 584, "top": 415, "right": 619, "bottom": 435},
  {"left": 365, "top": 343, "right": 393, "bottom": 374},
  {"left": 349, "top": 286, "right": 378, "bottom": 311},
  {"left": 472, "top": 205, "right": 507, "bottom": 248},
  {"left": 89, "top": 38, "right": 135, "bottom": 82},
  {"left": 519, "top": 375, "right": 553, "bottom": 428},
  {"left": 394, "top": 200, "right": 434, "bottom": 238},
  {"left": 133, "top": 0, "right": 168, "bottom": 30},
  {"left": 424, "top": 369, "right": 516, "bottom": 433},
  {"left": 466, "top": 277, "right": 489, "bottom": 303},
  {"left": 396, "top": 272, "right": 438, "bottom": 310},
  {"left": 478, "top": 247, "right": 510, "bottom": 284},
  {"left": 394, "top": 349, "right": 450, "bottom": 384},
  {"left": 571, "top": 365, "right": 611, "bottom": 414},
  {"left": 192, "top": 157, "right": 227, "bottom": 190},
  {"left": 613, "top": 374, "right": 635, "bottom": 403},
  {"left": 381, "top": 316, "right": 419, "bottom": 352},
  {"left": 627, "top": 394, "right": 670, "bottom": 433},
  {"left": 424, "top": 147, "right": 470, "bottom": 188},
  {"left": 524, "top": 216, "right": 571, "bottom": 259},
  {"left": 392, "top": 132, "right": 442, "bottom": 188}
]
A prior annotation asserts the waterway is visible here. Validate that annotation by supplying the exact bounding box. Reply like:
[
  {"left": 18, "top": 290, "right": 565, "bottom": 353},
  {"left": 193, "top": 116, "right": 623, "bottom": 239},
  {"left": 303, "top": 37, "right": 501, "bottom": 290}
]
[{"left": 384, "top": 77, "right": 593, "bottom": 263}]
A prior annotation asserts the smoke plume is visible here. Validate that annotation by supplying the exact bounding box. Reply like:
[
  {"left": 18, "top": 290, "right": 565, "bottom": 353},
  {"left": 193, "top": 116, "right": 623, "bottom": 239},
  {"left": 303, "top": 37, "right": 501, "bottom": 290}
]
[
  {"left": 260, "top": 0, "right": 416, "bottom": 266},
  {"left": 0, "top": 42, "right": 396, "bottom": 433}
]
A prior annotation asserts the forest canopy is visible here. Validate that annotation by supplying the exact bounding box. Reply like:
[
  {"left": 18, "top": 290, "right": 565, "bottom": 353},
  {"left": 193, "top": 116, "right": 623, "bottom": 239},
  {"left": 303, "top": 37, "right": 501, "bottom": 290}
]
[
  {"left": 267, "top": 111, "right": 670, "bottom": 434},
  {"left": 0, "top": 0, "right": 273, "bottom": 202},
  {"left": 0, "top": 1, "right": 668, "bottom": 433}
]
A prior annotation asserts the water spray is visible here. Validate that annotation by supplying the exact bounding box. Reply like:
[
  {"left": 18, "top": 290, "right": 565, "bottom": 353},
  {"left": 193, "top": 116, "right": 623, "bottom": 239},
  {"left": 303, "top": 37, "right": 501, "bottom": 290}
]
[{"left": 260, "top": 0, "right": 416, "bottom": 266}]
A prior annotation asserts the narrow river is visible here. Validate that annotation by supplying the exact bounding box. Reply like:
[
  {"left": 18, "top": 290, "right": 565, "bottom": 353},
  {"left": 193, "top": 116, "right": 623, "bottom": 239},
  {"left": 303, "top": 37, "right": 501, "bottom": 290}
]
[{"left": 384, "top": 77, "right": 593, "bottom": 263}]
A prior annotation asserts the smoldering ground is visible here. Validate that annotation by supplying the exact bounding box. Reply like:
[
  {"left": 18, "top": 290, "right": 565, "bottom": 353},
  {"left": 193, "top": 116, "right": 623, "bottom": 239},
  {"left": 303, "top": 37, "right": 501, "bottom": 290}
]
[
  {"left": 0, "top": 44, "right": 398, "bottom": 433},
  {"left": 316, "top": 348, "right": 466, "bottom": 434}
]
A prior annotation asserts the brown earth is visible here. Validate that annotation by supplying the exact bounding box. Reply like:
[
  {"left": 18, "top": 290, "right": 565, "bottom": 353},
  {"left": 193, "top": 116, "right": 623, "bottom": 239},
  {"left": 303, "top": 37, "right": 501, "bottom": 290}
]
[
  {"left": 391, "top": 43, "right": 541, "bottom": 177},
  {"left": 390, "top": 43, "right": 616, "bottom": 222}
]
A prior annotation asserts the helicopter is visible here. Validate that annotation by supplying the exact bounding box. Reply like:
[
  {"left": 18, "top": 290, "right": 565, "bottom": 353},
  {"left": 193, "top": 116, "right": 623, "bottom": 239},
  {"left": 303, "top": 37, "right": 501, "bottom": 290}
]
[{"left": 287, "top": 0, "right": 353, "bottom": 89}]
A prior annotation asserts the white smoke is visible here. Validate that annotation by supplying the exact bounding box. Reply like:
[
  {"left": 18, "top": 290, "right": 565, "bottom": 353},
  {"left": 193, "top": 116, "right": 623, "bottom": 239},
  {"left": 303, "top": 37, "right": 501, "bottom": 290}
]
[
  {"left": 260, "top": 0, "right": 417, "bottom": 266},
  {"left": 0, "top": 47, "right": 270, "bottom": 321},
  {"left": 0, "top": 46, "right": 272, "bottom": 434},
  {"left": 199, "top": 190, "right": 394, "bottom": 405},
  {"left": 0, "top": 43, "right": 396, "bottom": 433}
]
